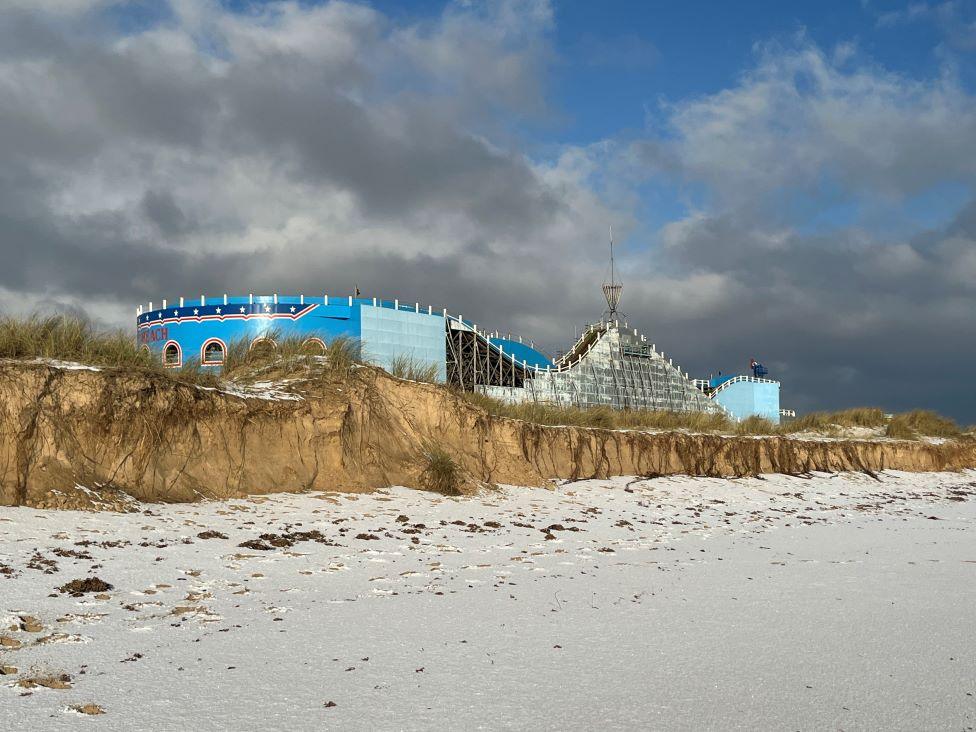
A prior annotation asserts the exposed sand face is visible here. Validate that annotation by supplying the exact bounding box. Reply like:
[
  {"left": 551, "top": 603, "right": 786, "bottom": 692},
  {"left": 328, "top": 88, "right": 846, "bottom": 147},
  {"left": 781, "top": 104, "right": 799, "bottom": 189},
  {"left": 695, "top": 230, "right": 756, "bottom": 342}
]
[
  {"left": 0, "top": 471, "right": 974, "bottom": 730},
  {"left": 2, "top": 360, "right": 975, "bottom": 508}
]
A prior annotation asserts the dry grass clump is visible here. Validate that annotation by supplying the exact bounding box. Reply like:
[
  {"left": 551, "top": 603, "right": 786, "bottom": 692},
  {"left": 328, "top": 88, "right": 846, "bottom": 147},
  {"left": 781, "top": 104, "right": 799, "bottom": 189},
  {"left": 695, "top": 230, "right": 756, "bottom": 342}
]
[
  {"left": 734, "top": 415, "right": 778, "bottom": 435},
  {"left": 418, "top": 442, "right": 463, "bottom": 495},
  {"left": 169, "top": 356, "right": 221, "bottom": 387},
  {"left": 458, "top": 392, "right": 969, "bottom": 441},
  {"left": 319, "top": 336, "right": 362, "bottom": 380},
  {"left": 786, "top": 407, "right": 886, "bottom": 433},
  {"left": 0, "top": 315, "right": 365, "bottom": 387},
  {"left": 0, "top": 313, "right": 218, "bottom": 386},
  {"left": 885, "top": 410, "right": 961, "bottom": 439},
  {"left": 221, "top": 331, "right": 363, "bottom": 382},
  {"left": 833, "top": 407, "right": 887, "bottom": 427},
  {"left": 884, "top": 418, "right": 916, "bottom": 440},
  {"left": 459, "top": 393, "right": 614, "bottom": 428},
  {"left": 459, "top": 391, "right": 734, "bottom": 431},
  {"left": 0, "top": 313, "right": 151, "bottom": 369},
  {"left": 618, "top": 409, "right": 734, "bottom": 432},
  {"left": 389, "top": 355, "right": 440, "bottom": 383}
]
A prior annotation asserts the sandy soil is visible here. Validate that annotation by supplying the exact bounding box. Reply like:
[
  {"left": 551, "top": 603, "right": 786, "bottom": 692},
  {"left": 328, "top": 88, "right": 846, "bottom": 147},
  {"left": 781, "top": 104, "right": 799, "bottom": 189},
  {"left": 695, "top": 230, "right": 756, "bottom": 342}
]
[
  {"left": 6, "top": 360, "right": 975, "bottom": 508},
  {"left": 0, "top": 471, "right": 974, "bottom": 730}
]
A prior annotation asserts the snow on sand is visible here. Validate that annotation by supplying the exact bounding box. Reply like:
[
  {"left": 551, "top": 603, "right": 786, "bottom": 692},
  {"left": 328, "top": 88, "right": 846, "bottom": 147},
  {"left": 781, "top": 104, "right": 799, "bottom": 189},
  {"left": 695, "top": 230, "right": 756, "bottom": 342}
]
[{"left": 0, "top": 471, "right": 974, "bottom": 730}]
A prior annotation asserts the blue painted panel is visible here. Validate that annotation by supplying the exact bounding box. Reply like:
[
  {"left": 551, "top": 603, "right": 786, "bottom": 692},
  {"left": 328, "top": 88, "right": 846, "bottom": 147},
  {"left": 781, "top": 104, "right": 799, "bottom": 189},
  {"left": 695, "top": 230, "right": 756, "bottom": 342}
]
[
  {"left": 136, "top": 297, "right": 447, "bottom": 378},
  {"left": 137, "top": 301, "right": 362, "bottom": 367},
  {"left": 487, "top": 338, "right": 551, "bottom": 368}
]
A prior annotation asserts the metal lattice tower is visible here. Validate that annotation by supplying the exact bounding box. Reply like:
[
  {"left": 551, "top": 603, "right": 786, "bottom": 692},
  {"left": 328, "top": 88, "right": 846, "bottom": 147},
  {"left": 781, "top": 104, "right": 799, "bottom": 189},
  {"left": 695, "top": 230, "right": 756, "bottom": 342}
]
[{"left": 602, "top": 226, "right": 622, "bottom": 316}]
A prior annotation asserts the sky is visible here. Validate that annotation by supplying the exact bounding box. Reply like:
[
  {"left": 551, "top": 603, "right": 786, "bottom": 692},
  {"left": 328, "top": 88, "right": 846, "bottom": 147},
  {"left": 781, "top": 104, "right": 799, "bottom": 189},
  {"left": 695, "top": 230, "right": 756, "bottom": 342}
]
[{"left": 2, "top": 0, "right": 976, "bottom": 420}]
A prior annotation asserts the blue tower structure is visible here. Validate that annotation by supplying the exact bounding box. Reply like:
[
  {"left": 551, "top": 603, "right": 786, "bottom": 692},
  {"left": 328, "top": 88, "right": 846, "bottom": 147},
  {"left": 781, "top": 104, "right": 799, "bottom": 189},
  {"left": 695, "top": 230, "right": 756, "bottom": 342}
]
[{"left": 692, "top": 359, "right": 783, "bottom": 423}]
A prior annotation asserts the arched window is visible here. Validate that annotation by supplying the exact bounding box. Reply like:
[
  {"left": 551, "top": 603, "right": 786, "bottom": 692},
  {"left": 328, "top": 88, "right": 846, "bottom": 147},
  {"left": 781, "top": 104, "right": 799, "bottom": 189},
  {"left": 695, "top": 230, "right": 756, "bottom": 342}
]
[
  {"left": 301, "top": 337, "right": 327, "bottom": 355},
  {"left": 249, "top": 337, "right": 277, "bottom": 357},
  {"left": 201, "top": 338, "right": 226, "bottom": 365},
  {"left": 163, "top": 341, "right": 182, "bottom": 368}
]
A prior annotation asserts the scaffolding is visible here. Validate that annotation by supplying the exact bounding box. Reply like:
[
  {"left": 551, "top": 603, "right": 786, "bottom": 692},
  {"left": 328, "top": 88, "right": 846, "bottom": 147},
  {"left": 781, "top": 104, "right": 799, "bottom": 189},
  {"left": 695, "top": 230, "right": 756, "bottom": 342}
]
[
  {"left": 447, "top": 318, "right": 721, "bottom": 414},
  {"left": 445, "top": 319, "right": 531, "bottom": 389}
]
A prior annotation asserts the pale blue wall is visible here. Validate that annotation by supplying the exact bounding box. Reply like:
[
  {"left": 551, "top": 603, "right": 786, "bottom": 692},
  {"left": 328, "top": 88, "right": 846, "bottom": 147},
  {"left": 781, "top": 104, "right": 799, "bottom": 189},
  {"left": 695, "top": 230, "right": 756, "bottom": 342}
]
[
  {"left": 715, "top": 381, "right": 781, "bottom": 424},
  {"left": 359, "top": 305, "right": 447, "bottom": 381}
]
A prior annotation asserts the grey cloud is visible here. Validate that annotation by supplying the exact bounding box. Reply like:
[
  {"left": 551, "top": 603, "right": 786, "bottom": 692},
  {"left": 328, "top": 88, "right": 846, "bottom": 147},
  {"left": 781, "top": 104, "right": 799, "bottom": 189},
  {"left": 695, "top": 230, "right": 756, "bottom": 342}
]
[
  {"left": 0, "top": 1, "right": 576, "bottom": 289},
  {"left": 632, "top": 204, "right": 976, "bottom": 420},
  {"left": 141, "top": 190, "right": 193, "bottom": 237},
  {"left": 1, "top": 2, "right": 975, "bottom": 423}
]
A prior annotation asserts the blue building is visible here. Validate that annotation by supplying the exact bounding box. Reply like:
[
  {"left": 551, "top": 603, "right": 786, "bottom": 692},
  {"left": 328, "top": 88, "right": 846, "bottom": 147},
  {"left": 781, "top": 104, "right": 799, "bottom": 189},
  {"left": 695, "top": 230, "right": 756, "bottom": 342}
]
[
  {"left": 693, "top": 375, "right": 783, "bottom": 424},
  {"left": 135, "top": 292, "right": 785, "bottom": 421},
  {"left": 137, "top": 294, "right": 448, "bottom": 380}
]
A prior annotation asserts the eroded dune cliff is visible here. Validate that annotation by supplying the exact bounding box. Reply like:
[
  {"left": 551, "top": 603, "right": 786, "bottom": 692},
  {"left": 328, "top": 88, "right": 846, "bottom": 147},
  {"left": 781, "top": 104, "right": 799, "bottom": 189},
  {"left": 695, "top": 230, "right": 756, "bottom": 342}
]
[{"left": 1, "top": 360, "right": 974, "bottom": 509}]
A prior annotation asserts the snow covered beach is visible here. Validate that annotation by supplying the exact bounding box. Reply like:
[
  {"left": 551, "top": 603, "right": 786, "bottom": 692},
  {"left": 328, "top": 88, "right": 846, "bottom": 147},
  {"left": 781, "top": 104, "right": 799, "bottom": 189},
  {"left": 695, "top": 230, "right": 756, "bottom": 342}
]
[{"left": 1, "top": 472, "right": 974, "bottom": 730}]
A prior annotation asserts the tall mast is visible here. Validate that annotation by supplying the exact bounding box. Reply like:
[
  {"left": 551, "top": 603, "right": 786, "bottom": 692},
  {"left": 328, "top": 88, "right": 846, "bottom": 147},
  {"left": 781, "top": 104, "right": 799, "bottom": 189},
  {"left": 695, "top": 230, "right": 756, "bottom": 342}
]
[{"left": 602, "top": 225, "right": 622, "bottom": 317}]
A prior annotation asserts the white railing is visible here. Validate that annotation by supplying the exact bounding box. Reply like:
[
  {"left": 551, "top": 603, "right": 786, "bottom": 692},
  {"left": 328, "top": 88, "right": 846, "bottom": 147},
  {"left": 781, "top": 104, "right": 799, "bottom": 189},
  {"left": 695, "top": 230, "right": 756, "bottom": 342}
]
[
  {"left": 706, "top": 374, "right": 780, "bottom": 399},
  {"left": 138, "top": 294, "right": 703, "bottom": 388}
]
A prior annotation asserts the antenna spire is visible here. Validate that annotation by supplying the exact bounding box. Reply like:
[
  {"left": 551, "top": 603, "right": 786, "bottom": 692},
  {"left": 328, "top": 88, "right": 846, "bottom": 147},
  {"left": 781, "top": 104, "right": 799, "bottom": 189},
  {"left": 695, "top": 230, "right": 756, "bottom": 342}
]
[{"left": 602, "top": 225, "right": 622, "bottom": 316}]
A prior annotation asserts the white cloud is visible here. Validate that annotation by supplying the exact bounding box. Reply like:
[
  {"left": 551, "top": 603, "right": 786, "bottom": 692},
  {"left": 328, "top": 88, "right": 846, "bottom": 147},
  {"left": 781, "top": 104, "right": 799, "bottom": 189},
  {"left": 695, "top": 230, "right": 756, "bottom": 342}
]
[
  {"left": 4, "top": 0, "right": 124, "bottom": 14},
  {"left": 654, "top": 41, "right": 976, "bottom": 207}
]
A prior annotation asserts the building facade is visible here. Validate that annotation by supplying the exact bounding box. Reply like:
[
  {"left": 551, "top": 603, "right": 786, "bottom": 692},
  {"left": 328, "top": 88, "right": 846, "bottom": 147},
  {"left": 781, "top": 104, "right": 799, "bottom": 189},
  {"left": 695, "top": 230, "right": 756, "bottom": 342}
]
[{"left": 135, "top": 293, "right": 779, "bottom": 420}]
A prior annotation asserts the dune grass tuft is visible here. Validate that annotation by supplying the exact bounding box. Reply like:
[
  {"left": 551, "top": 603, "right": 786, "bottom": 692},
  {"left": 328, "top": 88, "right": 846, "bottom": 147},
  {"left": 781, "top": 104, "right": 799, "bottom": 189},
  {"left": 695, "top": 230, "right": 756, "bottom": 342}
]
[
  {"left": 786, "top": 407, "right": 886, "bottom": 433},
  {"left": 0, "top": 313, "right": 150, "bottom": 368},
  {"left": 418, "top": 442, "right": 463, "bottom": 495},
  {"left": 389, "top": 355, "right": 440, "bottom": 383},
  {"left": 733, "top": 415, "right": 778, "bottom": 435},
  {"left": 458, "top": 392, "right": 965, "bottom": 440},
  {"left": 885, "top": 410, "right": 960, "bottom": 439},
  {"left": 0, "top": 313, "right": 218, "bottom": 385},
  {"left": 458, "top": 391, "right": 734, "bottom": 432},
  {"left": 220, "top": 330, "right": 363, "bottom": 382}
]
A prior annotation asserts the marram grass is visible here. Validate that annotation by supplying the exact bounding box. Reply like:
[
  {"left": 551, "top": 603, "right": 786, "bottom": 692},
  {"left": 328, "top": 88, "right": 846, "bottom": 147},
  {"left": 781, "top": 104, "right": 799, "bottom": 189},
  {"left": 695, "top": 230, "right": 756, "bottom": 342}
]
[{"left": 0, "top": 313, "right": 218, "bottom": 386}]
